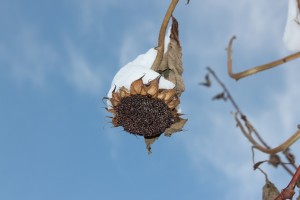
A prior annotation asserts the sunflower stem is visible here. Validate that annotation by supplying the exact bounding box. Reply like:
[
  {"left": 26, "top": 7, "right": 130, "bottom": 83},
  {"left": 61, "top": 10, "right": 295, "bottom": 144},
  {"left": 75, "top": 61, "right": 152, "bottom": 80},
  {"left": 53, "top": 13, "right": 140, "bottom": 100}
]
[{"left": 151, "top": 0, "right": 179, "bottom": 71}]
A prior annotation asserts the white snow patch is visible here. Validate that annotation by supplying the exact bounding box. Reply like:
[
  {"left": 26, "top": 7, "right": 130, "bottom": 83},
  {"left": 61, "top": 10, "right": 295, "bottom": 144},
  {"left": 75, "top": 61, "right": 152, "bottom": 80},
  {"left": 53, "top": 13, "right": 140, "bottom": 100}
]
[
  {"left": 107, "top": 28, "right": 174, "bottom": 99},
  {"left": 283, "top": 0, "right": 300, "bottom": 51}
]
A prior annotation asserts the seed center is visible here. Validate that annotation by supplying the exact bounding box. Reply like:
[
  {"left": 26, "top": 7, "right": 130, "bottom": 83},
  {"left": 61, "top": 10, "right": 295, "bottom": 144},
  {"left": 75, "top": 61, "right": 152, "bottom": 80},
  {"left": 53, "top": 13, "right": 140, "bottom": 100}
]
[{"left": 115, "top": 95, "right": 173, "bottom": 137}]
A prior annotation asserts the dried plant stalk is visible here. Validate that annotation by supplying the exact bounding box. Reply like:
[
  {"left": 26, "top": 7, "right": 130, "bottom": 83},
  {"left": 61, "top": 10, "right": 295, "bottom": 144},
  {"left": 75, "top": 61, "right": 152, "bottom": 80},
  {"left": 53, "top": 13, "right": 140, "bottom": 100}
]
[
  {"left": 204, "top": 67, "right": 298, "bottom": 175},
  {"left": 227, "top": 36, "right": 300, "bottom": 80},
  {"left": 151, "top": 0, "right": 179, "bottom": 71}
]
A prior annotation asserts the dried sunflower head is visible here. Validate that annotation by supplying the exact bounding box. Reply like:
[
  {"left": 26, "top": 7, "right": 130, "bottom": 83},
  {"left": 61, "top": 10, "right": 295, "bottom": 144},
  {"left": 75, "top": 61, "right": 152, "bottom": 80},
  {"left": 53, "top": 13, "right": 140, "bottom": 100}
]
[
  {"left": 107, "top": 75, "right": 182, "bottom": 138},
  {"left": 105, "top": 26, "right": 186, "bottom": 153}
]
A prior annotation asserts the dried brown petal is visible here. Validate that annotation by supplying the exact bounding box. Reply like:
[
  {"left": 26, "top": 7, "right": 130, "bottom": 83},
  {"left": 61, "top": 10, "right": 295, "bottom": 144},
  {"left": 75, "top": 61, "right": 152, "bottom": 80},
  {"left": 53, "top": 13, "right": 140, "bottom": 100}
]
[
  {"left": 112, "top": 92, "right": 120, "bottom": 102},
  {"left": 140, "top": 85, "right": 147, "bottom": 96},
  {"left": 167, "top": 97, "right": 180, "bottom": 109},
  {"left": 110, "top": 98, "right": 120, "bottom": 107},
  {"left": 105, "top": 108, "right": 116, "bottom": 114},
  {"left": 157, "top": 90, "right": 166, "bottom": 100},
  {"left": 119, "top": 86, "right": 130, "bottom": 98},
  {"left": 130, "top": 75, "right": 144, "bottom": 95},
  {"left": 163, "top": 89, "right": 177, "bottom": 103},
  {"left": 146, "top": 76, "right": 160, "bottom": 97},
  {"left": 112, "top": 117, "right": 119, "bottom": 127}
]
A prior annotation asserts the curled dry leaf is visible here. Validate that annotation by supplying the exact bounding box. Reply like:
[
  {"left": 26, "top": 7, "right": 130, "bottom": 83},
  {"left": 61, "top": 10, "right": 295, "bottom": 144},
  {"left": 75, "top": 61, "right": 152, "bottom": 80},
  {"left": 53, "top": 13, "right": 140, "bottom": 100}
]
[
  {"left": 199, "top": 74, "right": 211, "bottom": 87},
  {"left": 212, "top": 92, "right": 227, "bottom": 101},
  {"left": 144, "top": 137, "right": 158, "bottom": 154},
  {"left": 268, "top": 154, "right": 281, "bottom": 168},
  {"left": 283, "top": 149, "right": 296, "bottom": 164},
  {"left": 254, "top": 160, "right": 267, "bottom": 170},
  {"left": 164, "top": 118, "right": 188, "bottom": 136},
  {"left": 263, "top": 180, "right": 280, "bottom": 200},
  {"left": 152, "top": 16, "right": 185, "bottom": 96}
]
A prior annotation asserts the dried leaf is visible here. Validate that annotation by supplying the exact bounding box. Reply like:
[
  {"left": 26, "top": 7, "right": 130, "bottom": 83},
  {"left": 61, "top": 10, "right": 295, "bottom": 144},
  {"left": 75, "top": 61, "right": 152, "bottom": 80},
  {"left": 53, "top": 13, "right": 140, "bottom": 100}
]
[
  {"left": 262, "top": 180, "right": 280, "bottom": 200},
  {"left": 283, "top": 149, "right": 295, "bottom": 164},
  {"left": 253, "top": 160, "right": 267, "bottom": 170},
  {"left": 268, "top": 154, "right": 281, "bottom": 167},
  {"left": 212, "top": 92, "right": 227, "bottom": 101},
  {"left": 164, "top": 118, "right": 188, "bottom": 136},
  {"left": 153, "top": 16, "right": 185, "bottom": 96},
  {"left": 199, "top": 74, "right": 211, "bottom": 87},
  {"left": 144, "top": 137, "right": 159, "bottom": 154}
]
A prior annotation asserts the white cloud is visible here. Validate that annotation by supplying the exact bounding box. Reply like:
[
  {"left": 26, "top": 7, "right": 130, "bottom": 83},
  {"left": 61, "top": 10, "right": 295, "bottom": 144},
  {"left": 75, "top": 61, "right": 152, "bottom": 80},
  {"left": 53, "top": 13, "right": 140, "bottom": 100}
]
[
  {"left": 0, "top": 24, "right": 59, "bottom": 87},
  {"left": 119, "top": 21, "right": 156, "bottom": 66},
  {"left": 283, "top": 0, "right": 300, "bottom": 51},
  {"left": 74, "top": 0, "right": 118, "bottom": 35},
  {"left": 64, "top": 39, "right": 103, "bottom": 95}
]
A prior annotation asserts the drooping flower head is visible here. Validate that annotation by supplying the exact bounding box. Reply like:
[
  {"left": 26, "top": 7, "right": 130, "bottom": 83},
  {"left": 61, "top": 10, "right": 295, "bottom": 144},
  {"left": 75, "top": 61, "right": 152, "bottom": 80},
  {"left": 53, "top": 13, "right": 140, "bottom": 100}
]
[
  {"left": 106, "top": 21, "right": 187, "bottom": 153},
  {"left": 107, "top": 74, "right": 182, "bottom": 138}
]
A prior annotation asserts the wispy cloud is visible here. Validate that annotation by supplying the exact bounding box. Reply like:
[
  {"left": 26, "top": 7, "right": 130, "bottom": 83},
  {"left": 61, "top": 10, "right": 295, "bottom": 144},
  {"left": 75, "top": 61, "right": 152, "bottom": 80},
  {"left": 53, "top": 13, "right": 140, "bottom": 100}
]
[
  {"left": 64, "top": 39, "right": 103, "bottom": 95},
  {"left": 118, "top": 21, "right": 156, "bottom": 66},
  {"left": 0, "top": 24, "right": 59, "bottom": 87}
]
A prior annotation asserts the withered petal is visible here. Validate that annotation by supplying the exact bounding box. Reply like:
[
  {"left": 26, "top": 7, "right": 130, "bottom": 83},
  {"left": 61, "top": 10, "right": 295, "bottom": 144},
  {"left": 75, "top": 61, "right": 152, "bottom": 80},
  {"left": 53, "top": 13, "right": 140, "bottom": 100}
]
[{"left": 130, "top": 75, "right": 145, "bottom": 95}]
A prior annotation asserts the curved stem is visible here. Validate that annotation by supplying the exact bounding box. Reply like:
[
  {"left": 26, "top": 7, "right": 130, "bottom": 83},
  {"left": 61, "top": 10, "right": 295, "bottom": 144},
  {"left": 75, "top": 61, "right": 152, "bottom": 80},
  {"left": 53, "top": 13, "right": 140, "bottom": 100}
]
[
  {"left": 227, "top": 36, "right": 300, "bottom": 80},
  {"left": 151, "top": 0, "right": 179, "bottom": 71},
  {"left": 235, "top": 113, "right": 300, "bottom": 154}
]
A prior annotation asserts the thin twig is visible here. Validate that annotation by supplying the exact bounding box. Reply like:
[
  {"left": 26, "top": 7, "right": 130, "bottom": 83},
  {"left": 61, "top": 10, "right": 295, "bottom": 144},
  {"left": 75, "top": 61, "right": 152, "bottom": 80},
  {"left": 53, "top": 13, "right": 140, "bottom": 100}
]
[
  {"left": 235, "top": 113, "right": 300, "bottom": 154},
  {"left": 227, "top": 36, "right": 300, "bottom": 80},
  {"left": 205, "top": 67, "right": 296, "bottom": 175},
  {"left": 151, "top": 0, "right": 179, "bottom": 71},
  {"left": 206, "top": 67, "right": 241, "bottom": 112},
  {"left": 207, "top": 67, "right": 268, "bottom": 147}
]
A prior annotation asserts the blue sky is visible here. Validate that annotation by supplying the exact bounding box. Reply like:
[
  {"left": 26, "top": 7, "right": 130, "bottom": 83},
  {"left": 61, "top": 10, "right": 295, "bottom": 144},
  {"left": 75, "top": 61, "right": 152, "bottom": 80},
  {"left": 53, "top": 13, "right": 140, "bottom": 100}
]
[{"left": 1, "top": 0, "right": 300, "bottom": 199}]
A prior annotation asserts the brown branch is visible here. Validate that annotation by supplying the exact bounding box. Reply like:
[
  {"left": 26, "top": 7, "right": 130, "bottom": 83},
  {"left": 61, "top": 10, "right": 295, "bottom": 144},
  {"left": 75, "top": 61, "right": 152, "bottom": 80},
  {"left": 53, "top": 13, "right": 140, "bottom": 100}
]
[
  {"left": 227, "top": 36, "right": 300, "bottom": 81},
  {"left": 234, "top": 113, "right": 300, "bottom": 154},
  {"left": 275, "top": 165, "right": 300, "bottom": 200},
  {"left": 207, "top": 67, "right": 268, "bottom": 147},
  {"left": 207, "top": 67, "right": 300, "bottom": 154},
  {"left": 205, "top": 67, "right": 296, "bottom": 175},
  {"left": 151, "top": 0, "right": 179, "bottom": 71}
]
